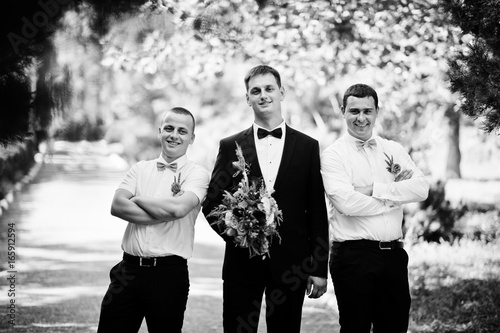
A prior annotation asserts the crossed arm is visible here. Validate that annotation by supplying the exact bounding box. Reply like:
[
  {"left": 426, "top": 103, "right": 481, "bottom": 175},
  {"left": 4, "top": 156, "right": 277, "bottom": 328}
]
[
  {"left": 354, "top": 169, "right": 414, "bottom": 195},
  {"left": 321, "top": 148, "right": 429, "bottom": 217},
  {"left": 110, "top": 189, "right": 200, "bottom": 225}
]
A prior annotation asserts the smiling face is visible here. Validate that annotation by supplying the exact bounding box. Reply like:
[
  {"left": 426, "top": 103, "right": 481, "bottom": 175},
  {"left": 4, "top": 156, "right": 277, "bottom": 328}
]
[
  {"left": 158, "top": 111, "right": 195, "bottom": 162},
  {"left": 342, "top": 96, "right": 379, "bottom": 141},
  {"left": 246, "top": 73, "right": 285, "bottom": 126}
]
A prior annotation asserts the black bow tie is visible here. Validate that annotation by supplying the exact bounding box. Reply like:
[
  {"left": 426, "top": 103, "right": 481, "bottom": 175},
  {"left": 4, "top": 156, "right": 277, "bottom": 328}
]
[{"left": 257, "top": 127, "right": 283, "bottom": 139}]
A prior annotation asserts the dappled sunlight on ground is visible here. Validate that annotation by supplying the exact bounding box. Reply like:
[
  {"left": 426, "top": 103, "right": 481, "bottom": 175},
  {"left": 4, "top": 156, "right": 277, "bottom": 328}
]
[
  {"left": 19, "top": 173, "right": 125, "bottom": 250},
  {"left": 18, "top": 247, "right": 120, "bottom": 265},
  {"left": 189, "top": 277, "right": 223, "bottom": 298},
  {"left": 16, "top": 286, "right": 104, "bottom": 307},
  {"left": 408, "top": 240, "right": 500, "bottom": 286}
]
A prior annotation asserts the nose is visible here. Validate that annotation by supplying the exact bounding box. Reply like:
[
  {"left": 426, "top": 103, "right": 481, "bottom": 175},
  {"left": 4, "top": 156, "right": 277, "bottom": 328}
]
[
  {"left": 260, "top": 90, "right": 269, "bottom": 100},
  {"left": 357, "top": 113, "right": 365, "bottom": 122},
  {"left": 169, "top": 129, "right": 180, "bottom": 138}
]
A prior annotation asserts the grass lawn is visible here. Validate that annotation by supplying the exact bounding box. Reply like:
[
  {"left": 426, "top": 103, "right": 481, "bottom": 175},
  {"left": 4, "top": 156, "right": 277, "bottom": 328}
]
[{"left": 408, "top": 240, "right": 500, "bottom": 333}]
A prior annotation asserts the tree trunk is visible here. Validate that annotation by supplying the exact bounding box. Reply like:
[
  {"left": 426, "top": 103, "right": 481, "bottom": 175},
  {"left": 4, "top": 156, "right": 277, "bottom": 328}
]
[{"left": 445, "top": 105, "right": 461, "bottom": 179}]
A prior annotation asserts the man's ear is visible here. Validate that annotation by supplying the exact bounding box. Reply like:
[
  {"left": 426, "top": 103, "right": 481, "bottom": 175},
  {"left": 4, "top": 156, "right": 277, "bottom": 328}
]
[
  {"left": 157, "top": 128, "right": 162, "bottom": 139},
  {"left": 190, "top": 133, "right": 195, "bottom": 144},
  {"left": 246, "top": 93, "right": 251, "bottom": 106},
  {"left": 280, "top": 86, "right": 285, "bottom": 101}
]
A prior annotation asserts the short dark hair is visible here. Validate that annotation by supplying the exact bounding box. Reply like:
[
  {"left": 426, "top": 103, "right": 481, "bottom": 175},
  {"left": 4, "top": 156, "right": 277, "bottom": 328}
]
[
  {"left": 342, "top": 84, "right": 379, "bottom": 110},
  {"left": 161, "top": 107, "right": 196, "bottom": 132},
  {"left": 244, "top": 65, "right": 282, "bottom": 91}
]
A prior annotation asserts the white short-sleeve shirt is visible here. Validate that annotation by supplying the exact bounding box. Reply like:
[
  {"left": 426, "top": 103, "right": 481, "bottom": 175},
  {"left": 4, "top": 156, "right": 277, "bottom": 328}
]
[{"left": 119, "top": 154, "right": 210, "bottom": 259}]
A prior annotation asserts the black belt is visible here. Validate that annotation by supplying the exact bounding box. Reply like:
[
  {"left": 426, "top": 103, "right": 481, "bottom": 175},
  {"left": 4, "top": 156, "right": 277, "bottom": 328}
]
[
  {"left": 123, "top": 252, "right": 186, "bottom": 267},
  {"left": 336, "top": 239, "right": 404, "bottom": 250}
]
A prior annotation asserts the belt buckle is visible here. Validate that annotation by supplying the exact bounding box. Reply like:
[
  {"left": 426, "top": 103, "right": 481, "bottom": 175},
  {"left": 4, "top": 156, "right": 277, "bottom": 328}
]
[
  {"left": 139, "top": 257, "right": 157, "bottom": 267},
  {"left": 379, "top": 241, "right": 392, "bottom": 250}
]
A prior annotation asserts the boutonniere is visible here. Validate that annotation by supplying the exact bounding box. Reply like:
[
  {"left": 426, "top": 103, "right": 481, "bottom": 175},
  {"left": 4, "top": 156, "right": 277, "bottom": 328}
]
[
  {"left": 384, "top": 153, "right": 401, "bottom": 175},
  {"left": 171, "top": 173, "right": 184, "bottom": 196}
]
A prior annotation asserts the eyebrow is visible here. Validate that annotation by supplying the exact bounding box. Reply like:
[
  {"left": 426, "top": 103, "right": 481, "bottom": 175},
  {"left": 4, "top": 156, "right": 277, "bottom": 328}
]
[
  {"left": 250, "top": 85, "right": 275, "bottom": 91},
  {"left": 349, "top": 107, "right": 373, "bottom": 111},
  {"left": 163, "top": 124, "right": 188, "bottom": 130}
]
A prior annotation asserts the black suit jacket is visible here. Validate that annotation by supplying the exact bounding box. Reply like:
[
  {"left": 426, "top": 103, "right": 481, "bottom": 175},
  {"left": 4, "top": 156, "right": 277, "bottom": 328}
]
[{"left": 202, "top": 125, "right": 329, "bottom": 284}]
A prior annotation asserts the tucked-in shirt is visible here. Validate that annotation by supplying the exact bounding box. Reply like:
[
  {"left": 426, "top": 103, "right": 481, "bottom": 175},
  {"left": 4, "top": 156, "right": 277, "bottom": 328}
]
[
  {"left": 320, "top": 133, "right": 429, "bottom": 242},
  {"left": 119, "top": 154, "right": 210, "bottom": 259},
  {"left": 253, "top": 121, "right": 286, "bottom": 192}
]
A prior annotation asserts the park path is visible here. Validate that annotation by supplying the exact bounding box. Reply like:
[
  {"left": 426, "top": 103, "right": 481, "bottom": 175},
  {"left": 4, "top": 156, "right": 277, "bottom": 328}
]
[{"left": 0, "top": 141, "right": 338, "bottom": 333}]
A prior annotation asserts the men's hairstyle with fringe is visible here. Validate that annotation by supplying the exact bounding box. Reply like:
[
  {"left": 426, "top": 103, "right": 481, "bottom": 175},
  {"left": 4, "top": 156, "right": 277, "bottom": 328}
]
[
  {"left": 244, "top": 65, "right": 282, "bottom": 91},
  {"left": 342, "top": 84, "right": 379, "bottom": 111}
]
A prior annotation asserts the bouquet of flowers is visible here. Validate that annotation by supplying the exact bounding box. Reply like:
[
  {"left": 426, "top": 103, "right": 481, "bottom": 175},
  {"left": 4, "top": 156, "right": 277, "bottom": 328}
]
[{"left": 208, "top": 142, "right": 282, "bottom": 258}]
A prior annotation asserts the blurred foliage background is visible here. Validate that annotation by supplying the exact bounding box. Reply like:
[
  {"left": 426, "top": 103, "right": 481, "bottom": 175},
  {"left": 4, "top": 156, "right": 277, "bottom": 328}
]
[{"left": 1, "top": 0, "right": 500, "bottom": 331}]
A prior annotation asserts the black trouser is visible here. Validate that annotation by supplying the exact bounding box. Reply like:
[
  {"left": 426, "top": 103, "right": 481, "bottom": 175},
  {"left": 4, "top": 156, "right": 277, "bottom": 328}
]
[
  {"left": 222, "top": 266, "right": 307, "bottom": 333},
  {"left": 97, "top": 254, "right": 189, "bottom": 333},
  {"left": 330, "top": 241, "right": 411, "bottom": 333}
]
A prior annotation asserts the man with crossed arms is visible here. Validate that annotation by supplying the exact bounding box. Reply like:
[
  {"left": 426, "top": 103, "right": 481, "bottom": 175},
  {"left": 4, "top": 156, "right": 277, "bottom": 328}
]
[
  {"left": 321, "top": 84, "right": 429, "bottom": 333},
  {"left": 97, "top": 107, "right": 209, "bottom": 333}
]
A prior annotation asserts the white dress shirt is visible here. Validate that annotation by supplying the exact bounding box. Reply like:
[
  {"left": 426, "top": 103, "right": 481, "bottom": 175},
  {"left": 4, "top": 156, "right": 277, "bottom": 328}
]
[
  {"left": 118, "top": 154, "right": 210, "bottom": 259},
  {"left": 320, "top": 133, "right": 429, "bottom": 242},
  {"left": 253, "top": 121, "right": 286, "bottom": 192}
]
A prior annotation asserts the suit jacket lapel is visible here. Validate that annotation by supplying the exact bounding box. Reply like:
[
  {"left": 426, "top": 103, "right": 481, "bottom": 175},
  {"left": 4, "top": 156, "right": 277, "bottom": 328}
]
[
  {"left": 274, "top": 125, "right": 296, "bottom": 191},
  {"left": 236, "top": 126, "right": 262, "bottom": 179}
]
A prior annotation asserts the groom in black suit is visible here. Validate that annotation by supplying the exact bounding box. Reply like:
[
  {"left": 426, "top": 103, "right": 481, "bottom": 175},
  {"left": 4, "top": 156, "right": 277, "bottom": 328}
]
[{"left": 202, "top": 65, "right": 329, "bottom": 333}]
